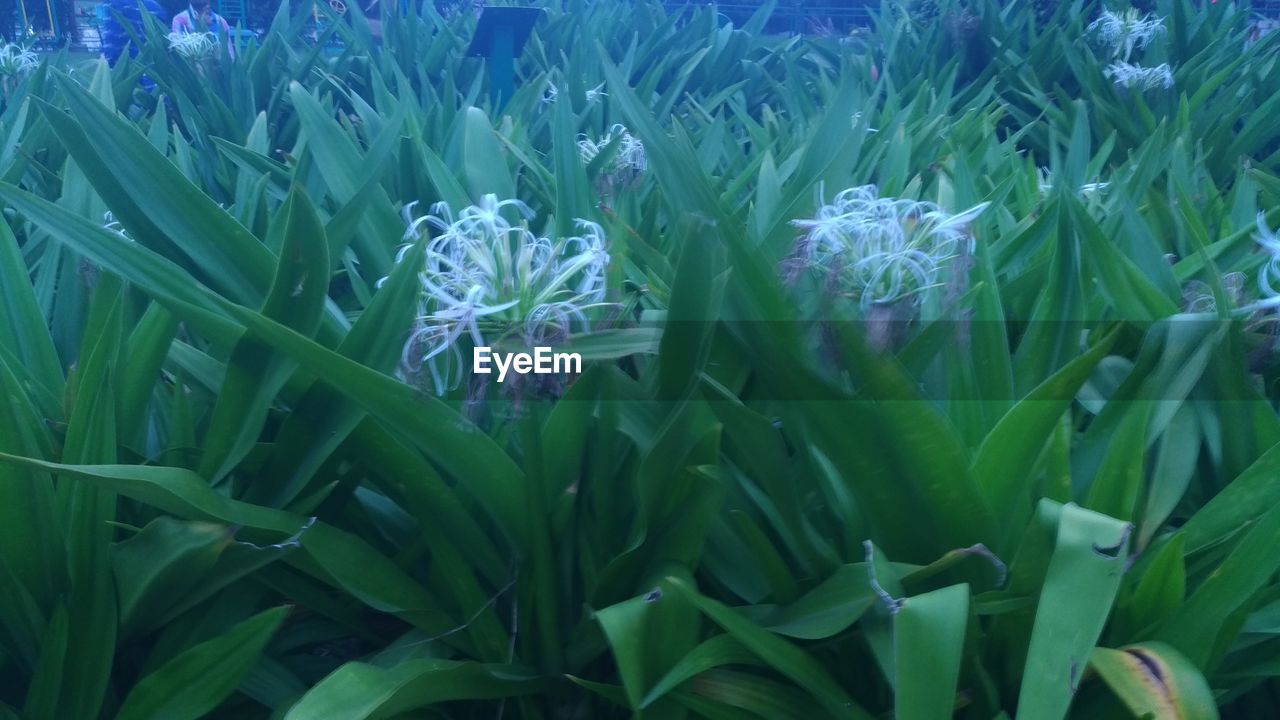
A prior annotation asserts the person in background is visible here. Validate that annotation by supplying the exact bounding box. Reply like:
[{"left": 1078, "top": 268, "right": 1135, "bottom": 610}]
[
  {"left": 100, "top": 0, "right": 167, "bottom": 65},
  {"left": 171, "top": 0, "right": 236, "bottom": 58}
]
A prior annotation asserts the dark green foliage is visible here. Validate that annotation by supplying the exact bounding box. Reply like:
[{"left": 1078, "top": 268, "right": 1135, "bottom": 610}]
[{"left": 0, "top": 0, "right": 1278, "bottom": 717}]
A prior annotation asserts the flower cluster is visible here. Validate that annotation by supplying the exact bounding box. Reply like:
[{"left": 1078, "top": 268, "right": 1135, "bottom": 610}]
[
  {"left": 1036, "top": 168, "right": 1109, "bottom": 195},
  {"left": 1184, "top": 273, "right": 1246, "bottom": 314},
  {"left": 1248, "top": 16, "right": 1280, "bottom": 49},
  {"left": 167, "top": 32, "right": 220, "bottom": 60},
  {"left": 1087, "top": 9, "right": 1173, "bottom": 92},
  {"left": 577, "top": 123, "right": 646, "bottom": 193},
  {"left": 1104, "top": 61, "right": 1173, "bottom": 90},
  {"left": 786, "top": 185, "right": 988, "bottom": 310},
  {"left": 390, "top": 195, "right": 610, "bottom": 393},
  {"left": 541, "top": 81, "right": 606, "bottom": 108},
  {"left": 0, "top": 42, "right": 37, "bottom": 77},
  {"left": 577, "top": 123, "right": 646, "bottom": 174},
  {"left": 1088, "top": 9, "right": 1165, "bottom": 62}
]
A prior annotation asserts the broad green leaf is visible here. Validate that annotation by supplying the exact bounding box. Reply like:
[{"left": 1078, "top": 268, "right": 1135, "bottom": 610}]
[
  {"left": 895, "top": 584, "right": 969, "bottom": 720},
  {"left": 762, "top": 563, "right": 876, "bottom": 640},
  {"left": 974, "top": 326, "right": 1118, "bottom": 528},
  {"left": 282, "top": 660, "right": 542, "bottom": 720},
  {"left": 642, "top": 635, "right": 760, "bottom": 708},
  {"left": 667, "top": 576, "right": 873, "bottom": 719},
  {"left": 1017, "top": 503, "right": 1131, "bottom": 720},
  {"left": 460, "top": 107, "right": 516, "bottom": 202},
  {"left": 1159, "top": 500, "right": 1280, "bottom": 668},
  {"left": 113, "top": 518, "right": 233, "bottom": 640},
  {"left": 198, "top": 187, "right": 330, "bottom": 483},
  {"left": 1178, "top": 442, "right": 1280, "bottom": 553},
  {"left": 48, "top": 75, "right": 274, "bottom": 305},
  {"left": 0, "top": 216, "right": 61, "bottom": 393},
  {"left": 116, "top": 607, "right": 288, "bottom": 720},
  {"left": 1089, "top": 642, "right": 1218, "bottom": 720}
]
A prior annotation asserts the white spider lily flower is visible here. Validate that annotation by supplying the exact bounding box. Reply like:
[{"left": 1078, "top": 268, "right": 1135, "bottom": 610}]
[
  {"left": 102, "top": 211, "right": 133, "bottom": 242},
  {"left": 1248, "top": 17, "right": 1280, "bottom": 48},
  {"left": 1246, "top": 213, "right": 1280, "bottom": 313},
  {"left": 1185, "top": 273, "right": 1246, "bottom": 314},
  {"left": 850, "top": 112, "right": 879, "bottom": 133},
  {"left": 1037, "top": 168, "right": 1111, "bottom": 195},
  {"left": 0, "top": 42, "right": 37, "bottom": 76},
  {"left": 542, "top": 81, "right": 605, "bottom": 108},
  {"left": 788, "top": 184, "right": 988, "bottom": 309},
  {"left": 578, "top": 124, "right": 645, "bottom": 173},
  {"left": 617, "top": 132, "right": 646, "bottom": 173},
  {"left": 1183, "top": 281, "right": 1217, "bottom": 314},
  {"left": 1105, "top": 62, "right": 1174, "bottom": 90},
  {"left": 1088, "top": 9, "right": 1165, "bottom": 61},
  {"left": 584, "top": 82, "right": 607, "bottom": 105},
  {"left": 388, "top": 196, "right": 611, "bottom": 393},
  {"left": 576, "top": 134, "right": 602, "bottom": 165},
  {"left": 167, "top": 31, "right": 220, "bottom": 59},
  {"left": 578, "top": 124, "right": 646, "bottom": 194}
]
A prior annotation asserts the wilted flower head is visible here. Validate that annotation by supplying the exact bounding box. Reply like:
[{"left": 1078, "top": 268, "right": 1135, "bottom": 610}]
[
  {"left": 1088, "top": 9, "right": 1165, "bottom": 61},
  {"left": 577, "top": 124, "right": 646, "bottom": 193},
  {"left": 578, "top": 124, "right": 646, "bottom": 174},
  {"left": 1185, "top": 273, "right": 1246, "bottom": 314},
  {"left": 0, "top": 42, "right": 37, "bottom": 77},
  {"left": 388, "top": 195, "right": 611, "bottom": 393},
  {"left": 786, "top": 184, "right": 988, "bottom": 310},
  {"left": 168, "top": 32, "right": 220, "bottom": 59},
  {"left": 1105, "top": 62, "right": 1174, "bottom": 90}
]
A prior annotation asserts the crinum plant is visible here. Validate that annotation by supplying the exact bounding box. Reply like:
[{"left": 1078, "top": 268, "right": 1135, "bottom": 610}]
[
  {"left": 1239, "top": 213, "right": 1280, "bottom": 318},
  {"left": 1103, "top": 60, "right": 1173, "bottom": 89},
  {"left": 785, "top": 184, "right": 988, "bottom": 314},
  {"left": 577, "top": 123, "right": 646, "bottom": 192},
  {"left": 541, "top": 79, "right": 606, "bottom": 109},
  {"left": 389, "top": 195, "right": 611, "bottom": 394},
  {"left": 1087, "top": 8, "right": 1173, "bottom": 91},
  {"left": 1087, "top": 8, "right": 1165, "bottom": 62},
  {"left": 0, "top": 42, "right": 36, "bottom": 77},
  {"left": 167, "top": 31, "right": 221, "bottom": 60},
  {"left": 0, "top": 41, "right": 36, "bottom": 100}
]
